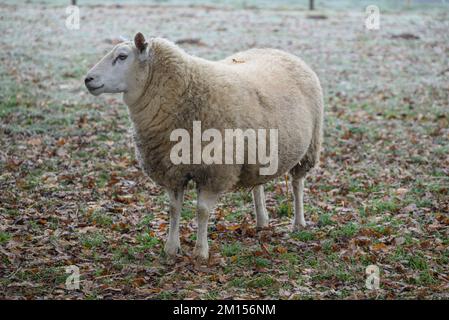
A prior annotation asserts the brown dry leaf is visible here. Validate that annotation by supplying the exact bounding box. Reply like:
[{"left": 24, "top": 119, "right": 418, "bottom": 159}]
[
  {"left": 254, "top": 250, "right": 264, "bottom": 257},
  {"left": 226, "top": 224, "right": 240, "bottom": 231},
  {"left": 436, "top": 214, "right": 449, "bottom": 225},
  {"left": 395, "top": 188, "right": 409, "bottom": 196},
  {"left": 216, "top": 223, "right": 227, "bottom": 232},
  {"left": 354, "top": 236, "right": 372, "bottom": 246},
  {"left": 261, "top": 243, "right": 271, "bottom": 255},
  {"left": 114, "top": 195, "right": 134, "bottom": 204},
  {"left": 27, "top": 138, "right": 42, "bottom": 146},
  {"left": 275, "top": 245, "right": 288, "bottom": 254},
  {"left": 2, "top": 4, "right": 448, "bottom": 301},
  {"left": 370, "top": 243, "right": 388, "bottom": 252},
  {"left": 56, "top": 137, "right": 66, "bottom": 146},
  {"left": 133, "top": 278, "right": 146, "bottom": 287}
]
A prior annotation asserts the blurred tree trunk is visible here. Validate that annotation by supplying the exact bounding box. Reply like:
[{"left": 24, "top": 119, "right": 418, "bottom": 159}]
[
  {"left": 309, "top": 0, "right": 314, "bottom": 10},
  {"left": 71, "top": 0, "right": 76, "bottom": 5}
]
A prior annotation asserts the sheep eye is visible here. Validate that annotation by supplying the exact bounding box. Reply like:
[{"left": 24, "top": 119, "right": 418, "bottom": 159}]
[{"left": 113, "top": 54, "right": 128, "bottom": 65}]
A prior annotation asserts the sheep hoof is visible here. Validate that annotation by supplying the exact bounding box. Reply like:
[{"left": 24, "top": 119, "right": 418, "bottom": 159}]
[
  {"left": 193, "top": 246, "right": 209, "bottom": 263},
  {"left": 194, "top": 254, "right": 209, "bottom": 264},
  {"left": 256, "top": 224, "right": 269, "bottom": 232},
  {"left": 291, "top": 221, "right": 307, "bottom": 232},
  {"left": 164, "top": 242, "right": 182, "bottom": 257},
  {"left": 165, "top": 255, "right": 177, "bottom": 266}
]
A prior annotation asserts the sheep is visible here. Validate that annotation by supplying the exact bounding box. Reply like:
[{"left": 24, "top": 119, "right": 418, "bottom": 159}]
[{"left": 85, "top": 32, "right": 324, "bottom": 262}]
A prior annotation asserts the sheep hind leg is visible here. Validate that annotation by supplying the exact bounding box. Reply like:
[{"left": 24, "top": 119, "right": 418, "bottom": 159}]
[
  {"left": 291, "top": 176, "right": 306, "bottom": 231},
  {"left": 164, "top": 188, "right": 184, "bottom": 258},
  {"left": 290, "top": 142, "right": 318, "bottom": 232},
  {"left": 193, "top": 189, "right": 219, "bottom": 263},
  {"left": 252, "top": 185, "right": 269, "bottom": 230}
]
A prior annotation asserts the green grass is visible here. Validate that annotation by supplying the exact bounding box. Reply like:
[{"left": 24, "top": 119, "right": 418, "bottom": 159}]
[
  {"left": 155, "top": 291, "right": 174, "bottom": 300},
  {"left": 277, "top": 202, "right": 291, "bottom": 217},
  {"left": 222, "top": 242, "right": 242, "bottom": 257},
  {"left": 223, "top": 209, "right": 246, "bottom": 222},
  {"left": 292, "top": 230, "right": 315, "bottom": 242},
  {"left": 14, "top": 267, "right": 67, "bottom": 288},
  {"left": 80, "top": 233, "right": 106, "bottom": 249},
  {"left": 0, "top": 96, "right": 19, "bottom": 118},
  {"left": 181, "top": 207, "right": 195, "bottom": 220},
  {"left": 415, "top": 271, "right": 437, "bottom": 286},
  {"left": 136, "top": 232, "right": 160, "bottom": 249},
  {"left": 89, "top": 210, "right": 113, "bottom": 227},
  {"left": 371, "top": 199, "right": 399, "bottom": 214},
  {"left": 0, "top": 232, "right": 11, "bottom": 245},
  {"left": 1, "top": 2, "right": 448, "bottom": 300},
  {"left": 331, "top": 222, "right": 359, "bottom": 239},
  {"left": 138, "top": 214, "right": 154, "bottom": 230},
  {"left": 228, "top": 277, "right": 246, "bottom": 288},
  {"left": 318, "top": 213, "right": 334, "bottom": 226},
  {"left": 112, "top": 245, "right": 138, "bottom": 266},
  {"left": 247, "top": 274, "right": 276, "bottom": 288},
  {"left": 409, "top": 253, "right": 429, "bottom": 271},
  {"left": 254, "top": 257, "right": 271, "bottom": 268}
]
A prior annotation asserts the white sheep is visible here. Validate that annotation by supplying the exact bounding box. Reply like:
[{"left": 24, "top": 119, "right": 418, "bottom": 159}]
[{"left": 85, "top": 33, "right": 324, "bottom": 262}]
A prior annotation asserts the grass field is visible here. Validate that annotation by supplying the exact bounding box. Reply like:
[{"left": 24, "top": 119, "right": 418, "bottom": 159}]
[{"left": 0, "top": 1, "right": 448, "bottom": 299}]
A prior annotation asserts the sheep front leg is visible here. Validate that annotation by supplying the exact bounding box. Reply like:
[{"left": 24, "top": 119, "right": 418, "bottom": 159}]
[
  {"left": 193, "top": 189, "right": 219, "bottom": 262},
  {"left": 292, "top": 177, "right": 306, "bottom": 231},
  {"left": 164, "top": 188, "right": 184, "bottom": 257},
  {"left": 252, "top": 185, "right": 269, "bottom": 229}
]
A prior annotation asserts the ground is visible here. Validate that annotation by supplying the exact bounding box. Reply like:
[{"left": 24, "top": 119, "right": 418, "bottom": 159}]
[{"left": 0, "top": 1, "right": 448, "bottom": 299}]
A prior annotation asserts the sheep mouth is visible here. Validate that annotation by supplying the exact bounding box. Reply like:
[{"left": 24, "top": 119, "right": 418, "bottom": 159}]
[{"left": 88, "top": 84, "right": 104, "bottom": 91}]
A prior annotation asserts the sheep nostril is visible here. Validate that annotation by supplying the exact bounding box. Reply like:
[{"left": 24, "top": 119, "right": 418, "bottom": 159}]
[{"left": 85, "top": 77, "right": 94, "bottom": 84}]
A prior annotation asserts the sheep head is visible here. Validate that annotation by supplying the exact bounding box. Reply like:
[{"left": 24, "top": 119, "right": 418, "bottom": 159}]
[{"left": 85, "top": 32, "right": 149, "bottom": 97}]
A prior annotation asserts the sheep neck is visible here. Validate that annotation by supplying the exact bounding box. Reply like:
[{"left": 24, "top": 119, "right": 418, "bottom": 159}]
[{"left": 126, "top": 39, "right": 194, "bottom": 150}]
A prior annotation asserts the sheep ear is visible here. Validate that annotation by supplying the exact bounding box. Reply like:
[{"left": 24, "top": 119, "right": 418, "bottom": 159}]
[{"left": 134, "top": 32, "right": 147, "bottom": 53}]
